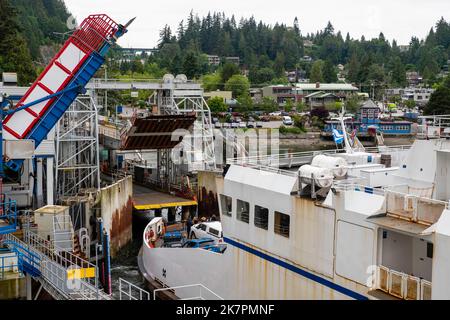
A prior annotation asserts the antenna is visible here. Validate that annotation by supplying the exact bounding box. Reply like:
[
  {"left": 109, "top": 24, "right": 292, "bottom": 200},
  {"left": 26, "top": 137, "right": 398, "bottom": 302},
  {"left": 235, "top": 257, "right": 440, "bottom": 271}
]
[{"left": 123, "top": 17, "right": 136, "bottom": 29}]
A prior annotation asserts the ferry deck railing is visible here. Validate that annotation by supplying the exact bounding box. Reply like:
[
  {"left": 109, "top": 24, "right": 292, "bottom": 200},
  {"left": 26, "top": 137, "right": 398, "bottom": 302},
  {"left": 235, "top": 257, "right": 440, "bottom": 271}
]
[
  {"left": 376, "top": 265, "right": 432, "bottom": 300},
  {"left": 228, "top": 145, "right": 412, "bottom": 168},
  {"left": 334, "top": 182, "right": 449, "bottom": 225},
  {"left": 153, "top": 283, "right": 224, "bottom": 300},
  {"left": 417, "top": 115, "right": 450, "bottom": 139},
  {"left": 118, "top": 278, "right": 150, "bottom": 300},
  {"left": 384, "top": 189, "right": 448, "bottom": 225}
]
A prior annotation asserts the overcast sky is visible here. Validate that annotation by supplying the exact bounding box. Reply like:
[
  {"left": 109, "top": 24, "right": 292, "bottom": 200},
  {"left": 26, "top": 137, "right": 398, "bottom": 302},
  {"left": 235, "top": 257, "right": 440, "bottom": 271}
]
[{"left": 64, "top": 0, "right": 449, "bottom": 48}]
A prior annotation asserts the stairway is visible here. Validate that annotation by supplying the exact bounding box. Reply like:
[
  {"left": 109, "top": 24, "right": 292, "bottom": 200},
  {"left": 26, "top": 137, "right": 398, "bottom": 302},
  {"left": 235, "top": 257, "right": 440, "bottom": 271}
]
[
  {"left": 72, "top": 234, "right": 88, "bottom": 261},
  {"left": 376, "top": 131, "right": 385, "bottom": 146}
]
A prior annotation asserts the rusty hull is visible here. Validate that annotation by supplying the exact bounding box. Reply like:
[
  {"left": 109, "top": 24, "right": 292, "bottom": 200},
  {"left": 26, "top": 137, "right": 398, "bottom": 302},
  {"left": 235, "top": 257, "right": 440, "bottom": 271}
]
[
  {"left": 197, "top": 171, "right": 223, "bottom": 218},
  {"left": 100, "top": 176, "right": 133, "bottom": 257}
]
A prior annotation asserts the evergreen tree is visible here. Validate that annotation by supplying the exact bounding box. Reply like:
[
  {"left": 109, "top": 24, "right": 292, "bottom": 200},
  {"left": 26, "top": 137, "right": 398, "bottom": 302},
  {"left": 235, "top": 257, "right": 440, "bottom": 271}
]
[
  {"left": 424, "top": 76, "right": 450, "bottom": 115},
  {"left": 220, "top": 62, "right": 240, "bottom": 83},
  {"left": 182, "top": 51, "right": 201, "bottom": 78},
  {"left": 0, "top": 0, "right": 36, "bottom": 85},
  {"left": 225, "top": 74, "right": 250, "bottom": 98},
  {"left": 323, "top": 59, "right": 337, "bottom": 82},
  {"left": 310, "top": 60, "right": 324, "bottom": 83},
  {"left": 389, "top": 56, "right": 407, "bottom": 87}
]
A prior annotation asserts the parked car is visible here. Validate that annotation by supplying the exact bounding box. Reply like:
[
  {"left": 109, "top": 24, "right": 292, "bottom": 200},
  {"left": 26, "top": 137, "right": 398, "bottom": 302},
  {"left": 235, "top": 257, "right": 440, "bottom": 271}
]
[
  {"left": 282, "top": 116, "right": 293, "bottom": 125},
  {"left": 246, "top": 121, "right": 255, "bottom": 128},
  {"left": 231, "top": 122, "right": 239, "bottom": 128},
  {"left": 190, "top": 221, "right": 223, "bottom": 242},
  {"left": 256, "top": 122, "right": 263, "bottom": 128},
  {"left": 182, "top": 238, "right": 214, "bottom": 248},
  {"left": 239, "top": 122, "right": 246, "bottom": 128},
  {"left": 212, "top": 117, "right": 219, "bottom": 124},
  {"left": 181, "top": 238, "right": 226, "bottom": 253},
  {"left": 214, "top": 122, "right": 222, "bottom": 128},
  {"left": 269, "top": 111, "right": 281, "bottom": 116}
]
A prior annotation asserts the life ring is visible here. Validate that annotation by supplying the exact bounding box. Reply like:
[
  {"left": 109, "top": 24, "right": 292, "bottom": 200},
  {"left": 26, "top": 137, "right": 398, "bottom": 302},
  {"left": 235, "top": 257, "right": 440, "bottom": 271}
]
[
  {"left": 145, "top": 229, "right": 155, "bottom": 248},
  {"left": 145, "top": 229, "right": 155, "bottom": 242}
]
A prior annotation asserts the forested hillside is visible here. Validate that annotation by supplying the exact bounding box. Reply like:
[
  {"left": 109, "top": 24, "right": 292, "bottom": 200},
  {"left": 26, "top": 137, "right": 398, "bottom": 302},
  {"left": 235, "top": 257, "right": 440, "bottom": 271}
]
[
  {"left": 126, "top": 12, "right": 450, "bottom": 90},
  {"left": 11, "top": 0, "right": 71, "bottom": 58},
  {"left": 0, "top": 0, "right": 70, "bottom": 85},
  {"left": 1, "top": 1, "right": 450, "bottom": 93}
]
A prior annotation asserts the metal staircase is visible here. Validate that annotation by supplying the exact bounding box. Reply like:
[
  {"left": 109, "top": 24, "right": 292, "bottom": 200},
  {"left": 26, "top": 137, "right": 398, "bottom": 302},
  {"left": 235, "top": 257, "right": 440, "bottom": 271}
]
[{"left": 1, "top": 230, "right": 110, "bottom": 300}]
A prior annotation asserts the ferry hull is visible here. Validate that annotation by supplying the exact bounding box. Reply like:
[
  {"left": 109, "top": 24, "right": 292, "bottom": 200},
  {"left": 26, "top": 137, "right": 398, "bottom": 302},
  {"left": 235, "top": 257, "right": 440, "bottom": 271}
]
[{"left": 141, "top": 239, "right": 367, "bottom": 300}]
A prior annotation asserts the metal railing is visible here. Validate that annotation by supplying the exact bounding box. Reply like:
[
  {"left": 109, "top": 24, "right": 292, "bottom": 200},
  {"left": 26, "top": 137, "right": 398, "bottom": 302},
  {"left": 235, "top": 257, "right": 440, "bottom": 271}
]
[
  {"left": 226, "top": 162, "right": 298, "bottom": 177},
  {"left": 153, "top": 283, "right": 223, "bottom": 300},
  {"left": 333, "top": 182, "right": 386, "bottom": 196},
  {"left": 228, "top": 145, "right": 412, "bottom": 168},
  {"left": 417, "top": 115, "right": 450, "bottom": 139},
  {"left": 52, "top": 213, "right": 74, "bottom": 252},
  {"left": 0, "top": 200, "right": 18, "bottom": 234},
  {"left": 385, "top": 189, "right": 448, "bottom": 225},
  {"left": 0, "top": 251, "right": 21, "bottom": 279},
  {"left": 99, "top": 124, "right": 121, "bottom": 139},
  {"left": 89, "top": 77, "right": 200, "bottom": 87},
  {"left": 11, "top": 230, "right": 111, "bottom": 300},
  {"left": 376, "top": 265, "right": 431, "bottom": 300},
  {"left": 119, "top": 278, "right": 150, "bottom": 300},
  {"left": 334, "top": 182, "right": 448, "bottom": 225}
]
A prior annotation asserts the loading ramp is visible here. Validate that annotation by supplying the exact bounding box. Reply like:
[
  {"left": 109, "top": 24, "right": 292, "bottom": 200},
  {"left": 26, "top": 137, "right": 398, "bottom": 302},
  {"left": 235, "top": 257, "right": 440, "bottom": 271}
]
[{"left": 133, "top": 183, "right": 197, "bottom": 211}]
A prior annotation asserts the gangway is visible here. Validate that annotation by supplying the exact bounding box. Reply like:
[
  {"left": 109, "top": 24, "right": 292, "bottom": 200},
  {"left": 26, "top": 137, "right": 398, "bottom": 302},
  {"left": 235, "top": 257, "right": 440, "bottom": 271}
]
[
  {"left": 1, "top": 14, "right": 133, "bottom": 172},
  {"left": 1, "top": 230, "right": 111, "bottom": 300}
]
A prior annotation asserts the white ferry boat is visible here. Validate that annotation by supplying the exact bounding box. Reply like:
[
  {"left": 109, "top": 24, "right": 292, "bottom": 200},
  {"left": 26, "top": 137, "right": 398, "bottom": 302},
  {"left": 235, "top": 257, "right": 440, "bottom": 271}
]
[{"left": 139, "top": 115, "right": 450, "bottom": 300}]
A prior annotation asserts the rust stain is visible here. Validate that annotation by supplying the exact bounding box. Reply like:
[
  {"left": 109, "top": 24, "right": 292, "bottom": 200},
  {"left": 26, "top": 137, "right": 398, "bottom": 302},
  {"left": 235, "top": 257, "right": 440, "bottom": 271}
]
[
  {"left": 110, "top": 196, "right": 133, "bottom": 257},
  {"left": 197, "top": 187, "right": 219, "bottom": 218}
]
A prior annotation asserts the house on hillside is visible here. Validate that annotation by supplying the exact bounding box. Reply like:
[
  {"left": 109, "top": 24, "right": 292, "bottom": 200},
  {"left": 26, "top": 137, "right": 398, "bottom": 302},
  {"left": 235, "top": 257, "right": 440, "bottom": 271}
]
[{"left": 304, "top": 91, "right": 341, "bottom": 109}]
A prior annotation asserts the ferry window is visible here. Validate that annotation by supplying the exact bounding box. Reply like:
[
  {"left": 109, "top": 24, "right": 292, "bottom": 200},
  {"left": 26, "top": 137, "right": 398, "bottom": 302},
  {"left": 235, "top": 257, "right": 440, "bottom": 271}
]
[
  {"left": 274, "top": 211, "right": 290, "bottom": 238},
  {"left": 199, "top": 240, "right": 214, "bottom": 248},
  {"left": 183, "top": 241, "right": 197, "bottom": 248},
  {"left": 220, "top": 194, "right": 232, "bottom": 217},
  {"left": 236, "top": 199, "right": 250, "bottom": 223},
  {"left": 427, "top": 242, "right": 433, "bottom": 259},
  {"left": 254, "top": 205, "right": 269, "bottom": 230}
]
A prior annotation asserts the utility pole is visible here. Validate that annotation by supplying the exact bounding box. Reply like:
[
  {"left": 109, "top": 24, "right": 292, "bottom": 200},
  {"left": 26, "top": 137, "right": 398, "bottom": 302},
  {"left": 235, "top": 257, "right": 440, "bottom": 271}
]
[{"left": 104, "top": 65, "right": 108, "bottom": 116}]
